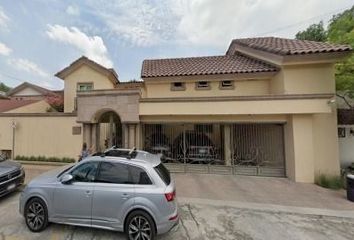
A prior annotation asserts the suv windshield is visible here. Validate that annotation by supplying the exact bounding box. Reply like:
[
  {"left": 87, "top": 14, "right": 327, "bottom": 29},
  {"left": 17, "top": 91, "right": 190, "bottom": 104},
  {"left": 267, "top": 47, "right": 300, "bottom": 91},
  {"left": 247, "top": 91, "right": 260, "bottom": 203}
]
[{"left": 154, "top": 163, "right": 171, "bottom": 185}]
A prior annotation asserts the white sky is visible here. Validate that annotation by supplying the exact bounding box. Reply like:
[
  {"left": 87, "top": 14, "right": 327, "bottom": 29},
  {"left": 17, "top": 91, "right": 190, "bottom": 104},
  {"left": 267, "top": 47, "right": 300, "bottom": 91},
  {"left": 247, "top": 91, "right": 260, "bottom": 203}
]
[{"left": 0, "top": 0, "right": 353, "bottom": 89}]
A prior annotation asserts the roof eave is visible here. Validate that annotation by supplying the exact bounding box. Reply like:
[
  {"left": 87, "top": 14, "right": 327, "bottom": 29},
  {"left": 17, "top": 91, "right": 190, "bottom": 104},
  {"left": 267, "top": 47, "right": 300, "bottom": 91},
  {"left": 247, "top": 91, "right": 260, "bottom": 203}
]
[
  {"left": 229, "top": 43, "right": 353, "bottom": 66},
  {"left": 55, "top": 56, "right": 120, "bottom": 84},
  {"left": 141, "top": 70, "right": 278, "bottom": 81}
]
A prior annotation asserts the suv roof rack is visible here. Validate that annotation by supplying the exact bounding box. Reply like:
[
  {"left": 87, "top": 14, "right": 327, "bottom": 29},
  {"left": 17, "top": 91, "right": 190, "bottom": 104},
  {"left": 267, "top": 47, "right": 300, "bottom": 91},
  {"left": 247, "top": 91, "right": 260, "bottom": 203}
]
[{"left": 127, "top": 147, "right": 137, "bottom": 160}]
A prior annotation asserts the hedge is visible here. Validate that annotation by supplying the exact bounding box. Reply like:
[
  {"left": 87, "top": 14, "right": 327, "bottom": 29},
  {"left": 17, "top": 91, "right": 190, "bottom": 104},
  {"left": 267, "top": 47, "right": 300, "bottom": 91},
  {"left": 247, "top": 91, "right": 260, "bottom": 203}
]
[{"left": 15, "top": 155, "right": 75, "bottom": 163}]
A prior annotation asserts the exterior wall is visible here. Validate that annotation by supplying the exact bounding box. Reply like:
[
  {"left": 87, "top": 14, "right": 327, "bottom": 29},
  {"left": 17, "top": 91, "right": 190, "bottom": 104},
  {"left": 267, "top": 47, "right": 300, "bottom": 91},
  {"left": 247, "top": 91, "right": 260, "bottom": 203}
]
[
  {"left": 63, "top": 65, "right": 115, "bottom": 112},
  {"left": 144, "top": 74, "right": 271, "bottom": 98},
  {"left": 0, "top": 115, "right": 82, "bottom": 159},
  {"left": 5, "top": 100, "right": 51, "bottom": 113},
  {"left": 284, "top": 114, "right": 315, "bottom": 182},
  {"left": 312, "top": 111, "right": 340, "bottom": 176},
  {"left": 278, "top": 64, "right": 335, "bottom": 94},
  {"left": 270, "top": 71, "right": 285, "bottom": 94},
  {"left": 338, "top": 125, "right": 354, "bottom": 167},
  {"left": 140, "top": 114, "right": 287, "bottom": 123},
  {"left": 12, "top": 88, "right": 42, "bottom": 96},
  {"left": 140, "top": 98, "right": 332, "bottom": 116},
  {"left": 76, "top": 90, "right": 140, "bottom": 123},
  {"left": 284, "top": 112, "right": 340, "bottom": 183}
]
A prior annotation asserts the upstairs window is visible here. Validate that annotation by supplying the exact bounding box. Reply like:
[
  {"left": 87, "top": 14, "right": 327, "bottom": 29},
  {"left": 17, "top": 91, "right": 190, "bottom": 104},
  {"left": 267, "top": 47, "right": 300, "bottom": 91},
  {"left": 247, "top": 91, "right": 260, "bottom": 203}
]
[
  {"left": 196, "top": 81, "right": 210, "bottom": 90},
  {"left": 220, "top": 80, "right": 234, "bottom": 89},
  {"left": 171, "top": 82, "right": 185, "bottom": 91},
  {"left": 77, "top": 83, "right": 93, "bottom": 92}
]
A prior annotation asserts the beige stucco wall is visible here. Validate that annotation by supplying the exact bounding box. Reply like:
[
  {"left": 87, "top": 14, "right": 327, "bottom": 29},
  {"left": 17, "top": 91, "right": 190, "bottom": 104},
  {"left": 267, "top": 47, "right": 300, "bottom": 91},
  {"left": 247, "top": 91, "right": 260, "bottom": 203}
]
[
  {"left": 312, "top": 111, "right": 340, "bottom": 177},
  {"left": 270, "top": 64, "right": 335, "bottom": 95},
  {"left": 285, "top": 114, "right": 315, "bottom": 182},
  {"left": 5, "top": 100, "right": 51, "bottom": 113},
  {"left": 0, "top": 116, "right": 82, "bottom": 159},
  {"left": 143, "top": 74, "right": 271, "bottom": 98},
  {"left": 140, "top": 114, "right": 287, "bottom": 123},
  {"left": 140, "top": 98, "right": 332, "bottom": 116},
  {"left": 63, "top": 65, "right": 115, "bottom": 112},
  {"left": 284, "top": 111, "right": 340, "bottom": 183}
]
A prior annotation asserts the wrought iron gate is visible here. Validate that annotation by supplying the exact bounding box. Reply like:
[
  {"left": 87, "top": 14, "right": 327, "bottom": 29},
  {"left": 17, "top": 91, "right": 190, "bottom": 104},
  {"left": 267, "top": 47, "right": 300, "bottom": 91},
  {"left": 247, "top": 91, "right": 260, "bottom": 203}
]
[{"left": 143, "top": 123, "right": 285, "bottom": 177}]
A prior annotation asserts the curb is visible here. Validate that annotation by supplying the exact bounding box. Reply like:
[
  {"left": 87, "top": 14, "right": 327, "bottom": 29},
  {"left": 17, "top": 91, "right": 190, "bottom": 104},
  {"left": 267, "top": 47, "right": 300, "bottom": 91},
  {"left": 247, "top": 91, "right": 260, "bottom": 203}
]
[
  {"left": 15, "top": 160, "right": 72, "bottom": 166},
  {"left": 178, "top": 197, "right": 354, "bottom": 219}
]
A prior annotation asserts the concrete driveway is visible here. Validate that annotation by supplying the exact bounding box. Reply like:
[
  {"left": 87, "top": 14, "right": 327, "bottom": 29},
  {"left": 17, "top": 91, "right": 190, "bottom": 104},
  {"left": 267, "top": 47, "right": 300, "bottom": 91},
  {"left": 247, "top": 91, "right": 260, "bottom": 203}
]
[{"left": 1, "top": 164, "right": 352, "bottom": 240}]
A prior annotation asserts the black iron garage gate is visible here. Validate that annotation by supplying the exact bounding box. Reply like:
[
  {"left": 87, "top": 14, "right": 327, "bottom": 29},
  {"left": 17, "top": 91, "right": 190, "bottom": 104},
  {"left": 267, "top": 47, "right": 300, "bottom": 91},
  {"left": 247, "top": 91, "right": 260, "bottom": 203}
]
[{"left": 143, "top": 123, "right": 286, "bottom": 177}]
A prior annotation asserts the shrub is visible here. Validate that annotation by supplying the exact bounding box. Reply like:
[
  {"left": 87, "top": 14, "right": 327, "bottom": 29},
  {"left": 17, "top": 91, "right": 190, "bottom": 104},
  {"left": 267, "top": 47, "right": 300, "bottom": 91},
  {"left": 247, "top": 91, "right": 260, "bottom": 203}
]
[
  {"left": 315, "top": 174, "right": 343, "bottom": 190},
  {"left": 15, "top": 155, "right": 75, "bottom": 163}
]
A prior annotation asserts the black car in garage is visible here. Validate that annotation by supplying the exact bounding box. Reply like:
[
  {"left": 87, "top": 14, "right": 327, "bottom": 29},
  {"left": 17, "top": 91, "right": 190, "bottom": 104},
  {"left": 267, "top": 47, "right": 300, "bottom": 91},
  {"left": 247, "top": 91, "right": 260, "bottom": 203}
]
[
  {"left": 0, "top": 155, "right": 25, "bottom": 197},
  {"left": 173, "top": 131, "right": 220, "bottom": 164}
]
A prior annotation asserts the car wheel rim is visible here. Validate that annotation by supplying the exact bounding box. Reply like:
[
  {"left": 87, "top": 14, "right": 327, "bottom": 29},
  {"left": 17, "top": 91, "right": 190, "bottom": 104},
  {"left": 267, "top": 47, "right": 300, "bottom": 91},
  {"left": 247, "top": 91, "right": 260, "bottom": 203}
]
[
  {"left": 129, "top": 216, "right": 152, "bottom": 240},
  {"left": 26, "top": 202, "right": 45, "bottom": 230}
]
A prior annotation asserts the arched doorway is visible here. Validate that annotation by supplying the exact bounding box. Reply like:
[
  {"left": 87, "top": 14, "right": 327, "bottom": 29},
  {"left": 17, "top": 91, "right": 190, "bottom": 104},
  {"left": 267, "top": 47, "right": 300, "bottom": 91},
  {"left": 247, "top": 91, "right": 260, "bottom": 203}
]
[{"left": 97, "top": 111, "right": 122, "bottom": 151}]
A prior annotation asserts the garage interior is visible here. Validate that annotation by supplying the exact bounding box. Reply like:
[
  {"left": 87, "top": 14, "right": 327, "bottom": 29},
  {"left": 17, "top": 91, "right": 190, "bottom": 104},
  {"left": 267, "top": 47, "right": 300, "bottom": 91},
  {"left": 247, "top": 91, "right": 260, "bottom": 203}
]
[{"left": 142, "top": 123, "right": 286, "bottom": 177}]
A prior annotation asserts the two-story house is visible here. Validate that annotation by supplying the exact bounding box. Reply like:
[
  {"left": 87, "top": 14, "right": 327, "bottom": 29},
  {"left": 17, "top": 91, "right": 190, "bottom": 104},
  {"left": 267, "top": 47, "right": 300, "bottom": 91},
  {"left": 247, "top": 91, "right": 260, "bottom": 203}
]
[{"left": 0, "top": 37, "right": 351, "bottom": 183}]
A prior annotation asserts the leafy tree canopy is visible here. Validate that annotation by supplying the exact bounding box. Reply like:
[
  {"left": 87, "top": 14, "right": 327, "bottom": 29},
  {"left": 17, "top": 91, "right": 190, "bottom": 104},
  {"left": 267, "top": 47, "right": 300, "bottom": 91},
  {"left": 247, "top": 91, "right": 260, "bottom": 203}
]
[
  {"left": 295, "top": 21, "right": 327, "bottom": 42},
  {"left": 0, "top": 82, "right": 11, "bottom": 92},
  {"left": 327, "top": 6, "right": 354, "bottom": 93},
  {"left": 295, "top": 6, "right": 354, "bottom": 93}
]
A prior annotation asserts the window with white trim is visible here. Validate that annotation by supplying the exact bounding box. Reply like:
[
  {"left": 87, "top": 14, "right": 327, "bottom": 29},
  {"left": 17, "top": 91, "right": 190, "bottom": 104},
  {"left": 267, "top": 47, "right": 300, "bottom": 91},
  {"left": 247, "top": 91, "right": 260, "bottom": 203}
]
[{"left": 77, "top": 83, "right": 93, "bottom": 92}]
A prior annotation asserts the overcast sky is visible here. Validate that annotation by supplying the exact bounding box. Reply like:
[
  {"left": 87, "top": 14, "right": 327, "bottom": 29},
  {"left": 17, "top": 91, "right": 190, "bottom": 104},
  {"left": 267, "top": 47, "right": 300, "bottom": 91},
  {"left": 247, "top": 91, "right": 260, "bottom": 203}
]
[{"left": 0, "top": 0, "right": 353, "bottom": 90}]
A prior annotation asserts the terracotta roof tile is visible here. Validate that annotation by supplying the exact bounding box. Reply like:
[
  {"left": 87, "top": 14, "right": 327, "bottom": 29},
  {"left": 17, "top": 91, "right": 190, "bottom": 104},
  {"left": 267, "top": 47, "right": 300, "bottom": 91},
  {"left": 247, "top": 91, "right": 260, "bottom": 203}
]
[
  {"left": 228, "top": 37, "right": 352, "bottom": 56},
  {"left": 0, "top": 99, "right": 40, "bottom": 113},
  {"left": 142, "top": 54, "right": 278, "bottom": 78}
]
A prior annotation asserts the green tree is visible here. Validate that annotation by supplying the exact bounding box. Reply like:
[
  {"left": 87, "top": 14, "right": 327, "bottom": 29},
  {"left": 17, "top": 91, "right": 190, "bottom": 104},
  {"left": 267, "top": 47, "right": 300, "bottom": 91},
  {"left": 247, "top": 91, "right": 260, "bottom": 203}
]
[
  {"left": 327, "top": 6, "right": 354, "bottom": 92},
  {"left": 295, "top": 21, "right": 327, "bottom": 42},
  {"left": 0, "top": 82, "right": 11, "bottom": 92}
]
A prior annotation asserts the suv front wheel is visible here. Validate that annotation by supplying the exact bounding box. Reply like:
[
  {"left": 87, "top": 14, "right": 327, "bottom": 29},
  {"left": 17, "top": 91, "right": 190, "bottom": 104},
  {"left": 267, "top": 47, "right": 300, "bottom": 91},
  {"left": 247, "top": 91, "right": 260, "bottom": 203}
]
[
  {"left": 24, "top": 198, "right": 49, "bottom": 232},
  {"left": 125, "top": 210, "right": 156, "bottom": 240}
]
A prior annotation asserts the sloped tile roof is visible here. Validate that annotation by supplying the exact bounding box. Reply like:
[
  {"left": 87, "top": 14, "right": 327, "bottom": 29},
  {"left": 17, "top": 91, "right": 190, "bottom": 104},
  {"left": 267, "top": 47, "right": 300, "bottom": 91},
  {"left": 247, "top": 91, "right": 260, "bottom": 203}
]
[
  {"left": 229, "top": 37, "right": 352, "bottom": 56},
  {"left": 6, "top": 82, "right": 58, "bottom": 97},
  {"left": 55, "top": 56, "right": 119, "bottom": 83},
  {"left": 142, "top": 54, "right": 278, "bottom": 78},
  {"left": 0, "top": 99, "right": 40, "bottom": 112}
]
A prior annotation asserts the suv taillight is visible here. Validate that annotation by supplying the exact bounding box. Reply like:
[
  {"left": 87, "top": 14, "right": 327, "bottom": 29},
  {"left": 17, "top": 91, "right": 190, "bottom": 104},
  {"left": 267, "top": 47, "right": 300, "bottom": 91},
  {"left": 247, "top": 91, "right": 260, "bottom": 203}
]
[{"left": 165, "top": 190, "right": 176, "bottom": 202}]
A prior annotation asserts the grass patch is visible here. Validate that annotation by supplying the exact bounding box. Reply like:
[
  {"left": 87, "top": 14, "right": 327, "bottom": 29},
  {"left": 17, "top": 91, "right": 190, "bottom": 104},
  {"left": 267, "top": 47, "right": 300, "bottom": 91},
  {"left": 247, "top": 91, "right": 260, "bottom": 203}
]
[
  {"left": 15, "top": 155, "right": 75, "bottom": 163},
  {"left": 315, "top": 174, "right": 343, "bottom": 190}
]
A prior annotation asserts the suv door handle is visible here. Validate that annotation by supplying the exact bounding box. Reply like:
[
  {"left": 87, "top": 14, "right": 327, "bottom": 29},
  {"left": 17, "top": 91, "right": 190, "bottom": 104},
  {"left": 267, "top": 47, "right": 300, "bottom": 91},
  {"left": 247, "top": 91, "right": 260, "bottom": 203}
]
[{"left": 122, "top": 193, "right": 130, "bottom": 199}]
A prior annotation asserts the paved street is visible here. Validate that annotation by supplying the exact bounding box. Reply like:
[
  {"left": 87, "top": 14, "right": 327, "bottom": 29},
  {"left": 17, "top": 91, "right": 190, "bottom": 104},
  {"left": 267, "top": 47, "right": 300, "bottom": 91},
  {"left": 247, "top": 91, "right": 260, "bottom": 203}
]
[
  {"left": 0, "top": 164, "right": 353, "bottom": 239},
  {"left": 1, "top": 191, "right": 354, "bottom": 240}
]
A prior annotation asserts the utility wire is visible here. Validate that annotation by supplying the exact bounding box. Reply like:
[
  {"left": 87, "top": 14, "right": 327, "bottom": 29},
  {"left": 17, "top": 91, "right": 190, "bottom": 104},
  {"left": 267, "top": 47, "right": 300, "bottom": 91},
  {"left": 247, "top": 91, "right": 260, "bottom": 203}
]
[
  {"left": 0, "top": 70, "right": 27, "bottom": 84},
  {"left": 253, "top": 4, "right": 353, "bottom": 36}
]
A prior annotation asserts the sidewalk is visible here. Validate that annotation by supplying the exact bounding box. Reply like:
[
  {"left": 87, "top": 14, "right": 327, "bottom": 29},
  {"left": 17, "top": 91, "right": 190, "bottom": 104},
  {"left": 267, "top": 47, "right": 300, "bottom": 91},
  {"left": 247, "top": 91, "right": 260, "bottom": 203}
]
[{"left": 173, "top": 173, "right": 354, "bottom": 211}]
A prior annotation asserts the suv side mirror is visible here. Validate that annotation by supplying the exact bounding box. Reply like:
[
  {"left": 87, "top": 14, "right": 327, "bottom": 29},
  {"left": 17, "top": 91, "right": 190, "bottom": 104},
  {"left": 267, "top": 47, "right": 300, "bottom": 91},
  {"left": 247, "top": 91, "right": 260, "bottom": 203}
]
[{"left": 60, "top": 174, "right": 74, "bottom": 184}]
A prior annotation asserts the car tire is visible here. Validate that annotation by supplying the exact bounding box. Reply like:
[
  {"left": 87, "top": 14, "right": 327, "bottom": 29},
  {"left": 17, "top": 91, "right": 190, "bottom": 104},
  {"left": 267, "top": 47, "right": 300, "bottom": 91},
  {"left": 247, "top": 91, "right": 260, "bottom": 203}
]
[
  {"left": 24, "top": 197, "right": 49, "bottom": 232},
  {"left": 125, "top": 210, "right": 156, "bottom": 240}
]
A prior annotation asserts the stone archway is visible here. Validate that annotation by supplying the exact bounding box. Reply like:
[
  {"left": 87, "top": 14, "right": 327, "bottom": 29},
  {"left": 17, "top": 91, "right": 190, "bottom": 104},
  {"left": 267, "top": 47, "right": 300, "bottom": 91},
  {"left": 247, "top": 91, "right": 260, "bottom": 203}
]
[{"left": 97, "top": 111, "right": 122, "bottom": 151}]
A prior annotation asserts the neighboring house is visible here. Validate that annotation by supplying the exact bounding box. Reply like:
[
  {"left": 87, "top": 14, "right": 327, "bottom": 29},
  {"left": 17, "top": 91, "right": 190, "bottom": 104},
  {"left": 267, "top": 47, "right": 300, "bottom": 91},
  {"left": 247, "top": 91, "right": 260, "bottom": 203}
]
[
  {"left": 0, "top": 37, "right": 352, "bottom": 183},
  {"left": 6, "top": 81, "right": 62, "bottom": 101},
  {"left": 0, "top": 99, "right": 51, "bottom": 113},
  {"left": 0, "top": 91, "right": 8, "bottom": 99},
  {"left": 337, "top": 109, "right": 354, "bottom": 167}
]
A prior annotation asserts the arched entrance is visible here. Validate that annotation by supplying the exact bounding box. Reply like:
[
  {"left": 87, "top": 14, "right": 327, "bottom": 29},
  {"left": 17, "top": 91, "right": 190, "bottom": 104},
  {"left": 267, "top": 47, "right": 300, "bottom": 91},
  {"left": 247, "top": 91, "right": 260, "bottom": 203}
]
[{"left": 97, "top": 111, "right": 122, "bottom": 151}]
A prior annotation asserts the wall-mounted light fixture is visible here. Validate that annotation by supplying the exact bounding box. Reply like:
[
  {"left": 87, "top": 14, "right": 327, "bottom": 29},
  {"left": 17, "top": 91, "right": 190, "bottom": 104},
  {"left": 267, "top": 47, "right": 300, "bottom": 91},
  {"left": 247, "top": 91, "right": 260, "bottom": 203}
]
[{"left": 327, "top": 99, "right": 336, "bottom": 105}]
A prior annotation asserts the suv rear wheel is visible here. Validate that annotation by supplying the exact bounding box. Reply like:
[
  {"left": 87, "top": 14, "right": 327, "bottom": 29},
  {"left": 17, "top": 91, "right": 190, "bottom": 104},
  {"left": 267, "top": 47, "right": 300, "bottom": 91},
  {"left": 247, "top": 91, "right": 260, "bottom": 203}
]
[
  {"left": 125, "top": 210, "right": 156, "bottom": 240},
  {"left": 25, "top": 198, "right": 48, "bottom": 232}
]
